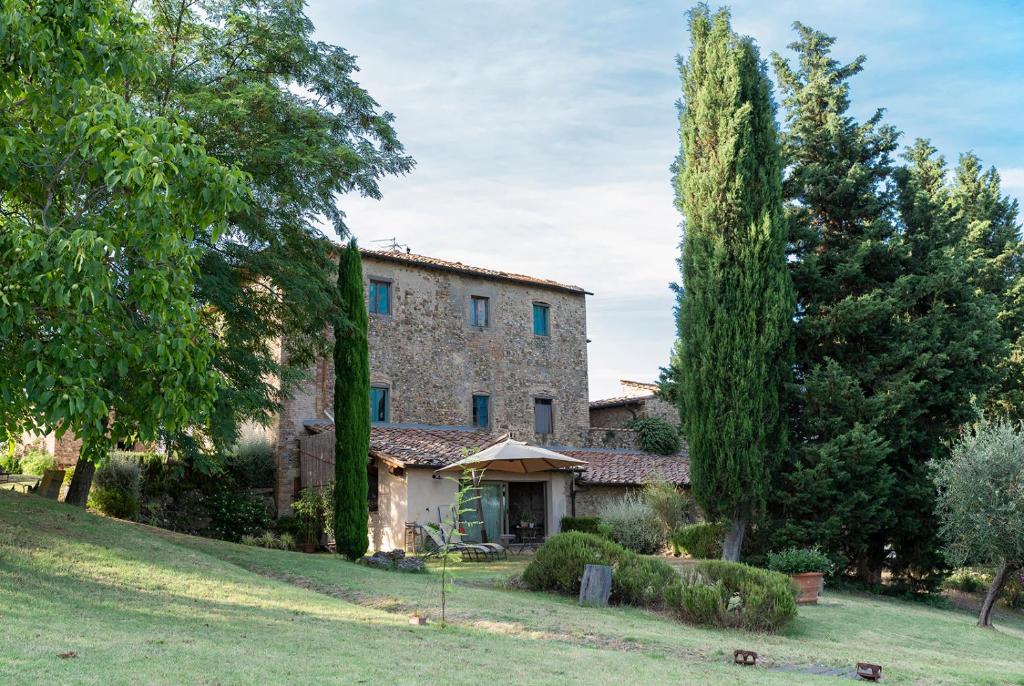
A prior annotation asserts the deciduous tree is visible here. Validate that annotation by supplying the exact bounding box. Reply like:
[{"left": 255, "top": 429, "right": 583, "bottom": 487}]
[{"left": 0, "top": 0, "right": 246, "bottom": 503}]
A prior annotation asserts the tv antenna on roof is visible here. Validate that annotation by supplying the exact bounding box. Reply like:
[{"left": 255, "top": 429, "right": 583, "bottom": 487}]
[{"left": 370, "top": 237, "right": 411, "bottom": 254}]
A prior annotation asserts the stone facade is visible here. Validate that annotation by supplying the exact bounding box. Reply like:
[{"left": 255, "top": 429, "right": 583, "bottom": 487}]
[
  {"left": 273, "top": 249, "right": 591, "bottom": 512},
  {"left": 589, "top": 379, "right": 679, "bottom": 429}
]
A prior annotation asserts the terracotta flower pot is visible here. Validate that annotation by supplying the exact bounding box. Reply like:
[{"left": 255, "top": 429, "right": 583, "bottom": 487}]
[
  {"left": 302, "top": 541, "right": 316, "bottom": 554},
  {"left": 791, "top": 572, "right": 824, "bottom": 604},
  {"left": 409, "top": 615, "right": 428, "bottom": 626}
]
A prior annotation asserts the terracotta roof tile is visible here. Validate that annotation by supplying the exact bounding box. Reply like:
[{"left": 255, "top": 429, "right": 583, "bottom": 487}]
[
  {"left": 362, "top": 424, "right": 690, "bottom": 486},
  {"left": 369, "top": 424, "right": 507, "bottom": 467},
  {"left": 361, "top": 249, "right": 590, "bottom": 295},
  {"left": 565, "top": 448, "right": 690, "bottom": 486}
]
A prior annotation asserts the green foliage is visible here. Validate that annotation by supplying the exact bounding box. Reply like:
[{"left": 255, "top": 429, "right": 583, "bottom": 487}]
[
  {"left": 642, "top": 477, "right": 695, "bottom": 535},
  {"left": 18, "top": 452, "right": 56, "bottom": 477},
  {"left": 88, "top": 488, "right": 141, "bottom": 520},
  {"left": 333, "top": 240, "right": 371, "bottom": 561},
  {"left": 0, "top": 0, "right": 248, "bottom": 476},
  {"left": 293, "top": 487, "right": 332, "bottom": 546},
  {"left": 943, "top": 569, "right": 990, "bottom": 594},
  {"left": 1003, "top": 571, "right": 1024, "bottom": 610},
  {"left": 672, "top": 522, "right": 724, "bottom": 560},
  {"left": 932, "top": 419, "right": 1024, "bottom": 571},
  {"left": 673, "top": 6, "right": 794, "bottom": 554},
  {"left": 226, "top": 435, "right": 275, "bottom": 490},
  {"left": 767, "top": 547, "right": 834, "bottom": 575},
  {"left": 204, "top": 490, "right": 271, "bottom": 543},
  {"left": 241, "top": 532, "right": 294, "bottom": 551},
  {"left": 626, "top": 418, "right": 681, "bottom": 455},
  {"left": 670, "top": 560, "right": 798, "bottom": 632},
  {"left": 143, "top": 0, "right": 413, "bottom": 458},
  {"left": 522, "top": 532, "right": 677, "bottom": 607},
  {"left": 597, "top": 493, "right": 665, "bottom": 554},
  {"left": 559, "top": 516, "right": 604, "bottom": 535}
]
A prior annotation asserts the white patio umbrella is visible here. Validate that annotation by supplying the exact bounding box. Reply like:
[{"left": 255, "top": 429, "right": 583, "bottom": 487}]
[{"left": 434, "top": 438, "right": 587, "bottom": 475}]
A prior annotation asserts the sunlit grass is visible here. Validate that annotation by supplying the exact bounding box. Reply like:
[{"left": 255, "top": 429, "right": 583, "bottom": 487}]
[{"left": 2, "top": 491, "right": 1022, "bottom": 685}]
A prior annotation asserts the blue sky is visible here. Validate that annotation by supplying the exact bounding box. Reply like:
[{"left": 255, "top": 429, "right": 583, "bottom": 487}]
[{"left": 308, "top": 0, "right": 1024, "bottom": 400}]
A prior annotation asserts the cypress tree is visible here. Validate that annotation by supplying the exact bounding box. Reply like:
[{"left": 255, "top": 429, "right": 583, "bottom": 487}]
[
  {"left": 333, "top": 240, "right": 370, "bottom": 560},
  {"left": 673, "top": 5, "right": 794, "bottom": 561}
]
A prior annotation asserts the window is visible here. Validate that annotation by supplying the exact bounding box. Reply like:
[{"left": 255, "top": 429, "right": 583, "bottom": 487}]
[
  {"left": 472, "top": 394, "right": 490, "bottom": 428},
  {"left": 367, "top": 463, "right": 379, "bottom": 512},
  {"left": 469, "top": 296, "right": 489, "bottom": 327},
  {"left": 532, "top": 303, "right": 550, "bottom": 336},
  {"left": 369, "top": 280, "right": 391, "bottom": 315},
  {"left": 370, "top": 386, "right": 390, "bottom": 423},
  {"left": 533, "top": 398, "right": 553, "bottom": 434}
]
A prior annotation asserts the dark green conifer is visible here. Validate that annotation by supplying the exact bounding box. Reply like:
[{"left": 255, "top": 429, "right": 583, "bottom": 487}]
[
  {"left": 333, "top": 240, "right": 370, "bottom": 560},
  {"left": 673, "top": 5, "right": 794, "bottom": 560}
]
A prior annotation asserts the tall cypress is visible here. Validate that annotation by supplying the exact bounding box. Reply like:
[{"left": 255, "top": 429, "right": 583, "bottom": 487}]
[
  {"left": 673, "top": 5, "right": 793, "bottom": 561},
  {"left": 333, "top": 240, "right": 370, "bottom": 560}
]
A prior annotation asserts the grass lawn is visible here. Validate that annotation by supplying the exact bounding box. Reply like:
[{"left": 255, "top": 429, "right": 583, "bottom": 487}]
[{"left": 2, "top": 491, "right": 1023, "bottom": 685}]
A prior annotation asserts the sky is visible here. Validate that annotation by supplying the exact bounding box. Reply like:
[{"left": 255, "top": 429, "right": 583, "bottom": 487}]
[{"left": 307, "top": 0, "right": 1024, "bottom": 400}]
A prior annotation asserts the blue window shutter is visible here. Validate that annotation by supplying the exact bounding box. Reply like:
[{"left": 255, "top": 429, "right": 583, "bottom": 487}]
[
  {"left": 473, "top": 395, "right": 489, "bottom": 428},
  {"left": 533, "top": 304, "right": 549, "bottom": 335}
]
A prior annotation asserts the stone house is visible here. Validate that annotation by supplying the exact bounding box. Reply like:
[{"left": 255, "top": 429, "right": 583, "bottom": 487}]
[
  {"left": 589, "top": 379, "right": 680, "bottom": 429},
  {"left": 275, "top": 249, "right": 690, "bottom": 551}
]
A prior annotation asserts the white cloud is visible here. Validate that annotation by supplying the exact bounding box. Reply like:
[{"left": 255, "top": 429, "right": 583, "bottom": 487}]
[{"left": 308, "top": 0, "right": 1023, "bottom": 399}]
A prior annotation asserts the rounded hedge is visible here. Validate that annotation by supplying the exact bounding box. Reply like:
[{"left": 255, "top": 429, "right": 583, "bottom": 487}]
[
  {"left": 522, "top": 532, "right": 678, "bottom": 607},
  {"left": 668, "top": 560, "right": 798, "bottom": 632}
]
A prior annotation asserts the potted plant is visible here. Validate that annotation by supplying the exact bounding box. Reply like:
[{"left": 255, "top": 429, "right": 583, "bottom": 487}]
[
  {"left": 519, "top": 511, "right": 536, "bottom": 529},
  {"left": 767, "top": 546, "right": 834, "bottom": 604},
  {"left": 292, "top": 488, "right": 325, "bottom": 554}
]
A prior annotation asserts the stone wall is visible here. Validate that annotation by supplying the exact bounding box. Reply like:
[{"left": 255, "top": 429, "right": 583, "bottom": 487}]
[
  {"left": 577, "top": 427, "right": 641, "bottom": 451},
  {"left": 573, "top": 483, "right": 636, "bottom": 517},
  {"left": 589, "top": 395, "right": 680, "bottom": 430}
]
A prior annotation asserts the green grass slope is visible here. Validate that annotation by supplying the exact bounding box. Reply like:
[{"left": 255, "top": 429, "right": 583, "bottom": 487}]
[{"left": 1, "top": 491, "right": 1022, "bottom": 685}]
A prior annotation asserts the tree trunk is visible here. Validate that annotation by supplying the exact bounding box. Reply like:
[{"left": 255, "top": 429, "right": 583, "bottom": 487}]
[
  {"left": 63, "top": 458, "right": 95, "bottom": 507},
  {"left": 721, "top": 514, "right": 747, "bottom": 562},
  {"left": 978, "top": 561, "right": 1010, "bottom": 629}
]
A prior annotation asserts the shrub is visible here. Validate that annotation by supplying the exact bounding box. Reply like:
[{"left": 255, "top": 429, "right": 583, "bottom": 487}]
[
  {"left": 204, "top": 490, "right": 271, "bottom": 542},
  {"left": 626, "top": 417, "right": 681, "bottom": 455},
  {"left": 19, "top": 451, "right": 56, "bottom": 476},
  {"left": 767, "top": 546, "right": 834, "bottom": 575},
  {"left": 669, "top": 560, "right": 798, "bottom": 632},
  {"left": 88, "top": 487, "right": 141, "bottom": 519},
  {"left": 1003, "top": 571, "right": 1024, "bottom": 610},
  {"left": 560, "top": 516, "right": 604, "bottom": 535},
  {"left": 942, "top": 568, "right": 990, "bottom": 594},
  {"left": 672, "top": 522, "right": 723, "bottom": 559},
  {"left": 598, "top": 493, "right": 664, "bottom": 554},
  {"left": 642, "top": 478, "right": 695, "bottom": 535},
  {"left": 89, "top": 454, "right": 142, "bottom": 519},
  {"left": 226, "top": 434, "right": 275, "bottom": 490},
  {"left": 522, "top": 532, "right": 678, "bottom": 607},
  {"left": 0, "top": 447, "right": 20, "bottom": 474},
  {"left": 242, "top": 531, "right": 294, "bottom": 550}
]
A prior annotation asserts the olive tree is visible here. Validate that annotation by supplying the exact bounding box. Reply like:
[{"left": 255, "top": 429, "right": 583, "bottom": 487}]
[{"left": 932, "top": 419, "right": 1024, "bottom": 628}]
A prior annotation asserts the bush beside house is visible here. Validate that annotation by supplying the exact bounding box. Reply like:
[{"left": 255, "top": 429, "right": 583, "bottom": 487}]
[{"left": 672, "top": 522, "right": 724, "bottom": 559}]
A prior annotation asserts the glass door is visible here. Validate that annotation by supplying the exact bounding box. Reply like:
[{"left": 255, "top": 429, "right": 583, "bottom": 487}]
[{"left": 461, "top": 482, "right": 507, "bottom": 543}]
